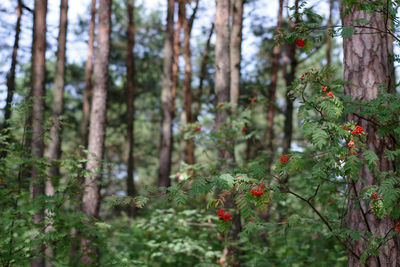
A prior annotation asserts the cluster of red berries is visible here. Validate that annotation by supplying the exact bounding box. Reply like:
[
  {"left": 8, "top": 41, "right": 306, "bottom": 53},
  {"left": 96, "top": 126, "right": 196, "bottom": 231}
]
[
  {"left": 321, "top": 85, "right": 333, "bottom": 98},
  {"left": 280, "top": 154, "right": 290, "bottom": 164},
  {"left": 195, "top": 126, "right": 201, "bottom": 131},
  {"left": 300, "top": 72, "right": 308, "bottom": 81},
  {"left": 217, "top": 209, "right": 232, "bottom": 221},
  {"left": 252, "top": 98, "right": 258, "bottom": 102},
  {"left": 395, "top": 222, "right": 400, "bottom": 233},
  {"left": 371, "top": 192, "right": 378, "bottom": 200},
  {"left": 251, "top": 182, "right": 265, "bottom": 196},
  {"left": 349, "top": 152, "right": 356, "bottom": 156},
  {"left": 296, "top": 38, "right": 305, "bottom": 47},
  {"left": 352, "top": 125, "right": 363, "bottom": 135},
  {"left": 242, "top": 127, "right": 247, "bottom": 133}
]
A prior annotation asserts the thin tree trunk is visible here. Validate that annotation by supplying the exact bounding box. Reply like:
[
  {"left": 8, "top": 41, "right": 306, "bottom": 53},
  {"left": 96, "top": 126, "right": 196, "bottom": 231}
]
[
  {"left": 228, "top": 2, "right": 245, "bottom": 260},
  {"left": 193, "top": 23, "right": 214, "bottom": 121},
  {"left": 44, "top": 0, "right": 68, "bottom": 265},
  {"left": 215, "top": 0, "right": 230, "bottom": 140},
  {"left": 229, "top": 0, "right": 243, "bottom": 112},
  {"left": 183, "top": 0, "right": 199, "bottom": 165},
  {"left": 2, "top": 0, "right": 23, "bottom": 132},
  {"left": 81, "top": 0, "right": 111, "bottom": 264},
  {"left": 30, "top": 0, "right": 47, "bottom": 266},
  {"left": 171, "top": 0, "right": 182, "bottom": 118},
  {"left": 158, "top": 0, "right": 175, "bottom": 188},
  {"left": 215, "top": 0, "right": 241, "bottom": 265},
  {"left": 342, "top": 2, "right": 399, "bottom": 266},
  {"left": 126, "top": 0, "right": 136, "bottom": 217},
  {"left": 326, "top": 0, "right": 333, "bottom": 66},
  {"left": 70, "top": 0, "right": 97, "bottom": 261},
  {"left": 266, "top": 0, "right": 283, "bottom": 169},
  {"left": 282, "top": 0, "right": 299, "bottom": 154},
  {"left": 81, "top": 0, "right": 97, "bottom": 151}
]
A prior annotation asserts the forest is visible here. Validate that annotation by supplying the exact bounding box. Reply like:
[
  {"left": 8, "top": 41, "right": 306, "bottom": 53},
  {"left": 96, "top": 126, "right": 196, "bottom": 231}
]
[{"left": 1, "top": 0, "right": 400, "bottom": 266}]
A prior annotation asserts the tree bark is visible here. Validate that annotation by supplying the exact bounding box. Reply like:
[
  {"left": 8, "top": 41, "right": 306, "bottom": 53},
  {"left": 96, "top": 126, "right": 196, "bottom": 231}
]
[
  {"left": 326, "top": 0, "right": 333, "bottom": 66},
  {"left": 70, "top": 0, "right": 97, "bottom": 260},
  {"left": 342, "top": 2, "right": 399, "bottom": 266},
  {"left": 229, "top": 0, "right": 243, "bottom": 112},
  {"left": 126, "top": 0, "right": 136, "bottom": 218},
  {"left": 30, "top": 0, "right": 47, "bottom": 266},
  {"left": 282, "top": 0, "right": 299, "bottom": 154},
  {"left": 81, "top": 0, "right": 97, "bottom": 151},
  {"left": 215, "top": 0, "right": 241, "bottom": 265},
  {"left": 171, "top": 0, "right": 183, "bottom": 118},
  {"left": 2, "top": 0, "right": 23, "bottom": 132},
  {"left": 183, "top": 0, "right": 199, "bottom": 165},
  {"left": 44, "top": 0, "right": 68, "bottom": 265},
  {"left": 193, "top": 23, "right": 214, "bottom": 121},
  {"left": 158, "top": 0, "right": 175, "bottom": 188},
  {"left": 215, "top": 0, "right": 230, "bottom": 140},
  {"left": 266, "top": 0, "right": 283, "bottom": 168},
  {"left": 81, "top": 0, "right": 111, "bottom": 264}
]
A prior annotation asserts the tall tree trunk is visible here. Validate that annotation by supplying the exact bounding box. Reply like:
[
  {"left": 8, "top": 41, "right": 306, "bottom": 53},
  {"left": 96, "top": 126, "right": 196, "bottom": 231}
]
[
  {"left": 2, "top": 0, "right": 23, "bottom": 132},
  {"left": 266, "top": 0, "right": 283, "bottom": 169},
  {"left": 126, "top": 0, "right": 136, "bottom": 218},
  {"left": 326, "top": 0, "right": 333, "bottom": 66},
  {"left": 342, "top": 2, "right": 399, "bottom": 266},
  {"left": 193, "top": 23, "right": 214, "bottom": 121},
  {"left": 282, "top": 0, "right": 299, "bottom": 154},
  {"left": 172, "top": 0, "right": 182, "bottom": 118},
  {"left": 81, "top": 0, "right": 111, "bottom": 264},
  {"left": 158, "top": 0, "right": 175, "bottom": 188},
  {"left": 229, "top": 0, "right": 243, "bottom": 112},
  {"left": 215, "top": 0, "right": 230, "bottom": 139},
  {"left": 81, "top": 0, "right": 97, "bottom": 151},
  {"left": 183, "top": 0, "right": 199, "bottom": 165},
  {"left": 70, "top": 0, "right": 97, "bottom": 261},
  {"left": 30, "top": 0, "right": 47, "bottom": 266},
  {"left": 215, "top": 1, "right": 241, "bottom": 265},
  {"left": 44, "top": 0, "right": 68, "bottom": 265}
]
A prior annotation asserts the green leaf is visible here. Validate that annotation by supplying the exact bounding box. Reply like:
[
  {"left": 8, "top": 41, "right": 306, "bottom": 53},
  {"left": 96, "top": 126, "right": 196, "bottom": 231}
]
[
  {"left": 341, "top": 26, "right": 354, "bottom": 39},
  {"left": 219, "top": 174, "right": 234, "bottom": 189},
  {"left": 303, "top": 39, "right": 314, "bottom": 54},
  {"left": 363, "top": 150, "right": 379, "bottom": 170}
]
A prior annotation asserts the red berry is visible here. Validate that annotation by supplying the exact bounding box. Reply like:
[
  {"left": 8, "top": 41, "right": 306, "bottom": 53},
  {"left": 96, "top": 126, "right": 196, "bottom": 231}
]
[
  {"left": 280, "top": 154, "right": 290, "bottom": 164},
  {"left": 351, "top": 125, "right": 363, "bottom": 135},
  {"left": 296, "top": 38, "right": 305, "bottom": 47},
  {"left": 242, "top": 127, "right": 246, "bottom": 133},
  {"left": 252, "top": 98, "right": 258, "bottom": 102},
  {"left": 327, "top": 91, "right": 334, "bottom": 98},
  {"left": 196, "top": 126, "right": 201, "bottom": 131}
]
